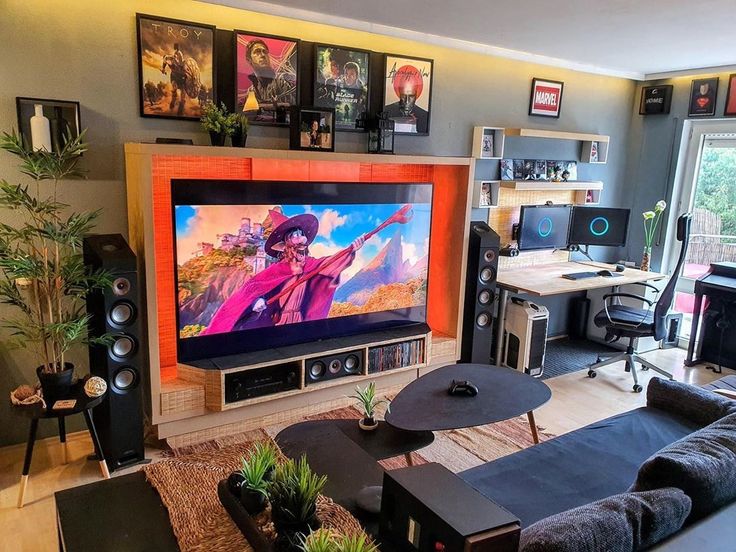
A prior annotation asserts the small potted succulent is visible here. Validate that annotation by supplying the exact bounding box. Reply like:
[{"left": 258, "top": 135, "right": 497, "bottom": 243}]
[
  {"left": 229, "top": 111, "right": 250, "bottom": 148},
  {"left": 300, "top": 529, "right": 380, "bottom": 552},
  {"left": 269, "top": 455, "right": 327, "bottom": 551},
  {"left": 300, "top": 528, "right": 335, "bottom": 552},
  {"left": 200, "top": 101, "right": 234, "bottom": 146},
  {"left": 335, "top": 532, "right": 380, "bottom": 552},
  {"left": 238, "top": 446, "right": 273, "bottom": 515},
  {"left": 350, "top": 382, "right": 388, "bottom": 432}
]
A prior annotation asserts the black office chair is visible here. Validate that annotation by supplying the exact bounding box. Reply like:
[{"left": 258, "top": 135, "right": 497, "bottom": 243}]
[{"left": 588, "top": 213, "right": 692, "bottom": 392}]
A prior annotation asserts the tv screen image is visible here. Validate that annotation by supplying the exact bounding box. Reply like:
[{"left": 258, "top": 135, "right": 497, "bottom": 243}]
[
  {"left": 569, "top": 207, "right": 630, "bottom": 247},
  {"left": 172, "top": 181, "right": 432, "bottom": 360},
  {"left": 517, "top": 204, "right": 572, "bottom": 251}
]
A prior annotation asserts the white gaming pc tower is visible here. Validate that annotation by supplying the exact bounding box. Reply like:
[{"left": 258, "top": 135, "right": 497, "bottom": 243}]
[{"left": 502, "top": 298, "right": 549, "bottom": 377}]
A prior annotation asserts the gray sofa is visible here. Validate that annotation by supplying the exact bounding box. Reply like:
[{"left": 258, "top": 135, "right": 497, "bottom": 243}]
[{"left": 458, "top": 375, "right": 736, "bottom": 551}]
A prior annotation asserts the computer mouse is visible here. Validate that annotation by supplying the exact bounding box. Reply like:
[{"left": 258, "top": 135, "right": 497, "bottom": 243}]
[
  {"left": 615, "top": 264, "right": 625, "bottom": 272},
  {"left": 597, "top": 269, "right": 614, "bottom": 277}
]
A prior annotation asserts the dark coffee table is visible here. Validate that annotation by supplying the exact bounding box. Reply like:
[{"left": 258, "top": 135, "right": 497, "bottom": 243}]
[{"left": 385, "top": 364, "right": 552, "bottom": 443}]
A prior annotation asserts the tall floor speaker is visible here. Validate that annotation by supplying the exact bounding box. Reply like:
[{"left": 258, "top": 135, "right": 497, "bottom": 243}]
[
  {"left": 460, "top": 222, "right": 500, "bottom": 364},
  {"left": 84, "top": 234, "right": 146, "bottom": 471}
]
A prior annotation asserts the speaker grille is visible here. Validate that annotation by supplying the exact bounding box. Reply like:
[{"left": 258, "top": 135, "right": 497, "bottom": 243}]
[
  {"left": 109, "top": 302, "right": 135, "bottom": 326},
  {"left": 479, "top": 266, "right": 496, "bottom": 283},
  {"left": 478, "top": 289, "right": 492, "bottom": 305},
  {"left": 113, "top": 367, "right": 138, "bottom": 390},
  {"left": 111, "top": 335, "right": 136, "bottom": 359},
  {"left": 344, "top": 354, "right": 360, "bottom": 374},
  {"left": 476, "top": 312, "right": 491, "bottom": 327},
  {"left": 309, "top": 361, "right": 326, "bottom": 380}
]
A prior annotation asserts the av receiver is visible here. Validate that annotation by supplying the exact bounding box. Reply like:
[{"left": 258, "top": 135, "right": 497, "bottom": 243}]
[{"left": 225, "top": 363, "right": 299, "bottom": 403}]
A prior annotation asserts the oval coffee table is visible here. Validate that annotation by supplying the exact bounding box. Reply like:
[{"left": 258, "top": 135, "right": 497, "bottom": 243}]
[{"left": 385, "top": 363, "right": 552, "bottom": 443}]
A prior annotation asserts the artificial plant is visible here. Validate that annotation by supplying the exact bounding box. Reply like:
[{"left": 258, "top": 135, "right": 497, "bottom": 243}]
[
  {"left": 0, "top": 129, "right": 112, "bottom": 374},
  {"left": 350, "top": 381, "right": 388, "bottom": 425}
]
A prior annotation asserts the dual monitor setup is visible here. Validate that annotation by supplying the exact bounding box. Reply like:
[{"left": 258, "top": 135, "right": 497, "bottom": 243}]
[{"left": 515, "top": 204, "right": 630, "bottom": 251}]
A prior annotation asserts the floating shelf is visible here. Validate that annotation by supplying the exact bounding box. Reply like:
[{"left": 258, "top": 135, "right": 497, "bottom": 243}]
[
  {"left": 496, "top": 180, "right": 603, "bottom": 191},
  {"left": 504, "top": 128, "right": 610, "bottom": 143}
]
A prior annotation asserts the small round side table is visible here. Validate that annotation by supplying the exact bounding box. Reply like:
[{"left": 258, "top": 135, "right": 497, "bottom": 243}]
[{"left": 11, "top": 382, "right": 110, "bottom": 508}]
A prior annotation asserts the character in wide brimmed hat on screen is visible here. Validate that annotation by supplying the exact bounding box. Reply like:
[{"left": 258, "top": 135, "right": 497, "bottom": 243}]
[{"left": 204, "top": 209, "right": 364, "bottom": 334}]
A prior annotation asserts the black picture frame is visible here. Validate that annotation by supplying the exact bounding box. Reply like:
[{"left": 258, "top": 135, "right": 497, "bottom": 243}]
[
  {"left": 725, "top": 74, "right": 736, "bottom": 117},
  {"left": 15, "top": 97, "right": 81, "bottom": 153},
  {"left": 289, "top": 106, "right": 336, "bottom": 152},
  {"left": 528, "top": 78, "right": 564, "bottom": 118},
  {"left": 382, "top": 53, "right": 434, "bottom": 136},
  {"left": 136, "top": 13, "right": 217, "bottom": 121},
  {"left": 233, "top": 29, "right": 300, "bottom": 126},
  {"left": 688, "top": 77, "right": 719, "bottom": 117},
  {"left": 639, "top": 85, "right": 673, "bottom": 115},
  {"left": 313, "top": 43, "right": 371, "bottom": 132}
]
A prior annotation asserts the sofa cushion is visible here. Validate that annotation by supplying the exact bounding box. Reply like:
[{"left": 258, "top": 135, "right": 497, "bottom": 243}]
[
  {"left": 459, "top": 407, "right": 700, "bottom": 527},
  {"left": 630, "top": 412, "right": 736, "bottom": 521},
  {"left": 518, "top": 488, "right": 691, "bottom": 552},
  {"left": 647, "top": 377, "right": 736, "bottom": 426}
]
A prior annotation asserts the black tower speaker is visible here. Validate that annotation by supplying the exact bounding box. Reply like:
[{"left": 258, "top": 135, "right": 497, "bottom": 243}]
[
  {"left": 84, "top": 234, "right": 146, "bottom": 471},
  {"left": 460, "top": 222, "right": 501, "bottom": 364}
]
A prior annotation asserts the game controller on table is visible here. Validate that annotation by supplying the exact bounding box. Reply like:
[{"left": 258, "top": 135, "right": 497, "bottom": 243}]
[{"left": 447, "top": 379, "right": 479, "bottom": 397}]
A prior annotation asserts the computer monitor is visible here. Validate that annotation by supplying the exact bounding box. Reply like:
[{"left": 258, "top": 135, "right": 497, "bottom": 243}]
[
  {"left": 517, "top": 204, "right": 572, "bottom": 251},
  {"left": 570, "top": 207, "right": 630, "bottom": 247}
]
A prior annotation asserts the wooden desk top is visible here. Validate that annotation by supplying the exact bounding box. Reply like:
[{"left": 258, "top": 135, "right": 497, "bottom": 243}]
[{"left": 497, "top": 261, "right": 666, "bottom": 297}]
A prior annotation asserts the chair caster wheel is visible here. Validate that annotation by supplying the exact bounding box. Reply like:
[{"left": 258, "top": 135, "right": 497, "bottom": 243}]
[
  {"left": 633, "top": 384, "right": 643, "bottom": 393},
  {"left": 588, "top": 370, "right": 597, "bottom": 378},
  {"left": 641, "top": 366, "right": 649, "bottom": 371}
]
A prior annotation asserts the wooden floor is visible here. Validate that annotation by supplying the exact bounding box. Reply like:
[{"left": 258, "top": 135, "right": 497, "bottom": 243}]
[{"left": 0, "top": 347, "right": 723, "bottom": 552}]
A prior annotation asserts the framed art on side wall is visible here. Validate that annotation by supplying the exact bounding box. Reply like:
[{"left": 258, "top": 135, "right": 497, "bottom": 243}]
[
  {"left": 136, "top": 14, "right": 216, "bottom": 120},
  {"left": 688, "top": 77, "right": 718, "bottom": 117},
  {"left": 15, "top": 97, "right": 81, "bottom": 153},
  {"left": 529, "top": 78, "right": 563, "bottom": 118},
  {"left": 725, "top": 74, "right": 736, "bottom": 117},
  {"left": 382, "top": 54, "right": 433, "bottom": 135},
  {"left": 234, "top": 31, "right": 299, "bottom": 125},
  {"left": 313, "top": 44, "right": 370, "bottom": 131},
  {"left": 639, "top": 85, "right": 673, "bottom": 115}
]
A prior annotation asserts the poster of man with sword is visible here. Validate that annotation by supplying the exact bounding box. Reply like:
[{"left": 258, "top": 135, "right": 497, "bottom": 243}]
[{"left": 175, "top": 202, "right": 430, "bottom": 338}]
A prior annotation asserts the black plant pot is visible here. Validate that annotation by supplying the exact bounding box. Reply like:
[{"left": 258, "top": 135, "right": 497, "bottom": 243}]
[
  {"left": 36, "top": 363, "right": 74, "bottom": 404},
  {"left": 273, "top": 516, "right": 321, "bottom": 552},
  {"left": 231, "top": 129, "right": 248, "bottom": 148},
  {"left": 240, "top": 487, "right": 266, "bottom": 515},
  {"left": 209, "top": 131, "right": 226, "bottom": 146},
  {"left": 227, "top": 471, "right": 246, "bottom": 496}
]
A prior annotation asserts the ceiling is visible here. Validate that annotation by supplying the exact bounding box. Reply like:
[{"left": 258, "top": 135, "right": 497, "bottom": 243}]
[{"left": 204, "top": 0, "right": 736, "bottom": 80}]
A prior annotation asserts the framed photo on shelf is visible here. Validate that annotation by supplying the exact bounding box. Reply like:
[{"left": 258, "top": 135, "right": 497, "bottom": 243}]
[
  {"left": 136, "top": 14, "right": 216, "bottom": 120},
  {"left": 639, "top": 85, "right": 673, "bottom": 115},
  {"left": 382, "top": 54, "right": 434, "bottom": 135},
  {"left": 313, "top": 44, "right": 370, "bottom": 131},
  {"left": 529, "top": 78, "right": 563, "bottom": 118},
  {"left": 725, "top": 74, "right": 736, "bottom": 117},
  {"left": 688, "top": 77, "right": 718, "bottom": 117},
  {"left": 500, "top": 158, "right": 514, "bottom": 181},
  {"left": 472, "top": 126, "right": 502, "bottom": 159},
  {"left": 15, "top": 97, "right": 81, "bottom": 153},
  {"left": 234, "top": 30, "right": 299, "bottom": 126},
  {"left": 289, "top": 106, "right": 336, "bottom": 152},
  {"left": 473, "top": 181, "right": 497, "bottom": 208}
]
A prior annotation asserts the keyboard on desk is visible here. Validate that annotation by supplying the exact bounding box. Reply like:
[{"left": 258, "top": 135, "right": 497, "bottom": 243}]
[{"left": 561, "top": 271, "right": 624, "bottom": 280}]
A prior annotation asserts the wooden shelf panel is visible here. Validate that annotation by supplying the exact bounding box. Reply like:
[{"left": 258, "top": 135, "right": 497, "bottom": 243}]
[
  {"left": 497, "top": 180, "right": 603, "bottom": 191},
  {"left": 504, "top": 128, "right": 609, "bottom": 143}
]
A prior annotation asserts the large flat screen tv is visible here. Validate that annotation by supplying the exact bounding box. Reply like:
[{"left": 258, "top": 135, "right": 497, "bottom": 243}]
[{"left": 172, "top": 180, "right": 433, "bottom": 362}]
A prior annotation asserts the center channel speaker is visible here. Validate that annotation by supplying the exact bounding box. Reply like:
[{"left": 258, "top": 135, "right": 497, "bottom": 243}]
[
  {"left": 460, "top": 222, "right": 501, "bottom": 364},
  {"left": 305, "top": 350, "right": 363, "bottom": 385},
  {"left": 84, "top": 234, "right": 145, "bottom": 471}
]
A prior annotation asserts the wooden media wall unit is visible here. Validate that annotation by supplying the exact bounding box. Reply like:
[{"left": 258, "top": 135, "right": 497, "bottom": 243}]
[{"left": 124, "top": 144, "right": 474, "bottom": 446}]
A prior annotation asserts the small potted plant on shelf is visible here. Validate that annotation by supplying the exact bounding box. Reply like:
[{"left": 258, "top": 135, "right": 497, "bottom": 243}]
[
  {"left": 641, "top": 199, "right": 667, "bottom": 271},
  {"left": 350, "top": 382, "right": 388, "bottom": 432},
  {"left": 269, "top": 455, "right": 327, "bottom": 551},
  {"left": 0, "top": 130, "right": 112, "bottom": 403},
  {"left": 229, "top": 111, "right": 250, "bottom": 148},
  {"left": 238, "top": 446, "right": 273, "bottom": 515},
  {"left": 200, "top": 101, "right": 234, "bottom": 146}
]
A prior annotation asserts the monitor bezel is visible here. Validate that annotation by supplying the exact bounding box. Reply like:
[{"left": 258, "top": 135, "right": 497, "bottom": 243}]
[
  {"left": 517, "top": 204, "right": 573, "bottom": 251},
  {"left": 569, "top": 206, "right": 631, "bottom": 247}
]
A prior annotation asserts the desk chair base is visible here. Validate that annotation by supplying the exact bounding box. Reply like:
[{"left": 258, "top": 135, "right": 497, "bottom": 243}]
[{"left": 587, "top": 343, "right": 673, "bottom": 393}]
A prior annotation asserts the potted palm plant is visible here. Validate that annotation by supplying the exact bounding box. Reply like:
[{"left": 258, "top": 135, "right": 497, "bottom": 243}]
[
  {"left": 0, "top": 130, "right": 112, "bottom": 403},
  {"left": 350, "top": 382, "right": 388, "bottom": 431}
]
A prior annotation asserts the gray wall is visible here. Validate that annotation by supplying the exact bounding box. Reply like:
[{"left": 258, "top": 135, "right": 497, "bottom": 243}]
[
  {"left": 624, "top": 72, "right": 735, "bottom": 270},
  {"left": 0, "top": 0, "right": 635, "bottom": 446}
]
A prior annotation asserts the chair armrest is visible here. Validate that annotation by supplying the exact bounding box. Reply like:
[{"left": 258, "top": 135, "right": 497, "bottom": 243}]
[
  {"left": 628, "top": 282, "right": 661, "bottom": 294},
  {"left": 602, "top": 293, "right": 655, "bottom": 307},
  {"left": 712, "top": 388, "right": 736, "bottom": 400}
]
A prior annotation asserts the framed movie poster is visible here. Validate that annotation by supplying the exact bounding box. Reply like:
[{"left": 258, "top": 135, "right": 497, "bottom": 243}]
[
  {"left": 529, "top": 78, "right": 564, "bottom": 118},
  {"left": 15, "top": 97, "right": 81, "bottom": 153},
  {"left": 639, "top": 85, "right": 673, "bottom": 115},
  {"left": 688, "top": 77, "right": 719, "bottom": 117},
  {"left": 136, "top": 14, "right": 215, "bottom": 120},
  {"left": 382, "top": 54, "right": 433, "bottom": 135},
  {"left": 725, "top": 74, "right": 736, "bottom": 117},
  {"left": 314, "top": 44, "right": 370, "bottom": 131},
  {"left": 289, "top": 106, "right": 335, "bottom": 152},
  {"left": 234, "top": 31, "right": 299, "bottom": 125}
]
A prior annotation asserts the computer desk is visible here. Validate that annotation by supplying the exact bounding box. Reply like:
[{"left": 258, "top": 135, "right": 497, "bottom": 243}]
[{"left": 494, "top": 261, "right": 667, "bottom": 364}]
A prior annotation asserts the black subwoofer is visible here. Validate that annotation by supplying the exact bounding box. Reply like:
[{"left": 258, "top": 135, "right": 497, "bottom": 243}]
[
  {"left": 305, "top": 351, "right": 363, "bottom": 385},
  {"left": 460, "top": 222, "right": 501, "bottom": 364},
  {"left": 84, "top": 234, "right": 146, "bottom": 471}
]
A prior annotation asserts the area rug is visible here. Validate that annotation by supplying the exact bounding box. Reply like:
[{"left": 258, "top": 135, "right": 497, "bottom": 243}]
[
  {"left": 144, "top": 430, "right": 362, "bottom": 552},
  {"left": 543, "top": 337, "right": 619, "bottom": 379}
]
